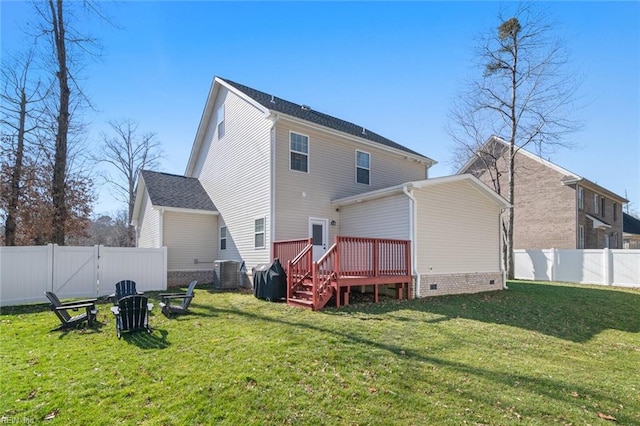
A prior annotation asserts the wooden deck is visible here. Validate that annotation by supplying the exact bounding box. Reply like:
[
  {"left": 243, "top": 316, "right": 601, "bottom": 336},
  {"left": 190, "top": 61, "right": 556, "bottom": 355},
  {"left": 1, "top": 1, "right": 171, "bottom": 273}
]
[{"left": 273, "top": 236, "right": 412, "bottom": 310}]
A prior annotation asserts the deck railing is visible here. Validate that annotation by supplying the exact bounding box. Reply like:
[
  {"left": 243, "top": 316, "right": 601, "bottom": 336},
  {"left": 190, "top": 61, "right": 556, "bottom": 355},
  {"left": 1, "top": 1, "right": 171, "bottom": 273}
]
[
  {"left": 336, "top": 236, "right": 411, "bottom": 277},
  {"left": 274, "top": 236, "right": 411, "bottom": 310},
  {"left": 273, "top": 238, "right": 312, "bottom": 267}
]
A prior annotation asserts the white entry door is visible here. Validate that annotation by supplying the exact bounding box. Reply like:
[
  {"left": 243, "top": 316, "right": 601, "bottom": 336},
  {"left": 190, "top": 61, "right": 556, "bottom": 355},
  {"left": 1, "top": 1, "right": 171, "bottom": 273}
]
[{"left": 309, "top": 218, "right": 328, "bottom": 262}]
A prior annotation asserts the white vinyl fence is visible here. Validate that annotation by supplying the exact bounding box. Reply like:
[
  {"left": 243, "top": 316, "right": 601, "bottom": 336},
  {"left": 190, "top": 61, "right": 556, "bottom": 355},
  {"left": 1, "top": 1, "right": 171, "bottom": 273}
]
[
  {"left": 0, "top": 244, "right": 167, "bottom": 307},
  {"left": 514, "top": 249, "right": 640, "bottom": 288}
]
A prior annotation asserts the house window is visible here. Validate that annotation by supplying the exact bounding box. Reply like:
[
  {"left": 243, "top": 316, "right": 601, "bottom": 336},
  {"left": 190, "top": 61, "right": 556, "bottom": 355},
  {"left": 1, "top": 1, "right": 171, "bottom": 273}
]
[
  {"left": 577, "top": 187, "right": 584, "bottom": 210},
  {"left": 216, "top": 104, "right": 225, "bottom": 139},
  {"left": 593, "top": 194, "right": 599, "bottom": 215},
  {"left": 254, "top": 218, "right": 265, "bottom": 249},
  {"left": 290, "top": 132, "right": 308, "bottom": 172},
  {"left": 356, "top": 150, "right": 370, "bottom": 185},
  {"left": 220, "top": 226, "right": 227, "bottom": 251},
  {"left": 613, "top": 202, "right": 617, "bottom": 221},
  {"left": 578, "top": 225, "right": 585, "bottom": 249},
  {"left": 601, "top": 197, "right": 605, "bottom": 218}
]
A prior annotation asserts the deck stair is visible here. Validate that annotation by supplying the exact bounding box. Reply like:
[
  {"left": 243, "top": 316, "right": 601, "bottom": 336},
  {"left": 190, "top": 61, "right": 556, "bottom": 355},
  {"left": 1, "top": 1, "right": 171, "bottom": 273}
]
[{"left": 273, "top": 236, "right": 412, "bottom": 311}]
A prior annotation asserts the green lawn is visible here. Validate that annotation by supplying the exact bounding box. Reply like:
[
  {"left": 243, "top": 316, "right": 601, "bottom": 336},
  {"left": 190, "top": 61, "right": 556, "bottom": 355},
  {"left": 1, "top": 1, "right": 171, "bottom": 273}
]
[{"left": 1, "top": 281, "right": 639, "bottom": 425}]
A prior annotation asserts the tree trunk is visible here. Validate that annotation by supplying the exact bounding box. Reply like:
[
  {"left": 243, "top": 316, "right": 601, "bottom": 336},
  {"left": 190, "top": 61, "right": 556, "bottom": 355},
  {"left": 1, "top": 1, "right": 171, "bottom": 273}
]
[
  {"left": 50, "top": 0, "right": 69, "bottom": 245},
  {"left": 4, "top": 90, "right": 28, "bottom": 246}
]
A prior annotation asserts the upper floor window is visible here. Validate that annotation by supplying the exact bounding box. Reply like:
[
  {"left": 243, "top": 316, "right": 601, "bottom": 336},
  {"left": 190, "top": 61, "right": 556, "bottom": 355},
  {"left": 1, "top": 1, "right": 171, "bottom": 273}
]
[
  {"left": 356, "top": 150, "right": 370, "bottom": 185},
  {"left": 593, "top": 194, "right": 599, "bottom": 215},
  {"left": 613, "top": 202, "right": 618, "bottom": 221},
  {"left": 220, "top": 226, "right": 227, "bottom": 250},
  {"left": 216, "top": 104, "right": 225, "bottom": 139},
  {"left": 578, "top": 225, "right": 585, "bottom": 249},
  {"left": 601, "top": 197, "right": 605, "bottom": 218},
  {"left": 254, "top": 218, "right": 265, "bottom": 249},
  {"left": 290, "top": 132, "right": 308, "bottom": 173},
  {"left": 577, "top": 187, "right": 584, "bottom": 210}
]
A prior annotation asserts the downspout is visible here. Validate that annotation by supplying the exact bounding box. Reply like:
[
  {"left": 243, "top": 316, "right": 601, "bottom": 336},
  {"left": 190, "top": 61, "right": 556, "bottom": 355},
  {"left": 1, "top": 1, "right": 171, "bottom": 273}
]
[
  {"left": 158, "top": 208, "right": 164, "bottom": 249},
  {"left": 268, "top": 113, "right": 279, "bottom": 260},
  {"left": 402, "top": 184, "right": 420, "bottom": 298}
]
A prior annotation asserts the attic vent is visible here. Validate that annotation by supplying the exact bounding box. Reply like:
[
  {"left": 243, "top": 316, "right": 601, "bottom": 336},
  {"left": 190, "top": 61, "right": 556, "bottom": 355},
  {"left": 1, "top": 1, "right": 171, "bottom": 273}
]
[
  {"left": 270, "top": 95, "right": 276, "bottom": 104},
  {"left": 301, "top": 105, "right": 311, "bottom": 111}
]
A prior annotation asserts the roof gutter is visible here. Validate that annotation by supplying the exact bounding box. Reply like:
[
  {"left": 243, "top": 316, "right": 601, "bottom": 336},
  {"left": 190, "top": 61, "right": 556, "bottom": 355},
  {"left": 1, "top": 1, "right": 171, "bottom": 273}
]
[{"left": 402, "top": 184, "right": 420, "bottom": 298}]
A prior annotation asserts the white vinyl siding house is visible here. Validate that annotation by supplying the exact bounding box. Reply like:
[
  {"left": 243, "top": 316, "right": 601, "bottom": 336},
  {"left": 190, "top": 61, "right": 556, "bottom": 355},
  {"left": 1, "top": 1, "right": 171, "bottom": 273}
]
[
  {"left": 137, "top": 190, "right": 160, "bottom": 248},
  {"left": 187, "top": 85, "right": 273, "bottom": 270},
  {"left": 414, "top": 179, "right": 502, "bottom": 275},
  {"left": 163, "top": 211, "right": 217, "bottom": 271},
  {"left": 335, "top": 175, "right": 508, "bottom": 297},
  {"left": 338, "top": 194, "right": 410, "bottom": 240},
  {"left": 273, "top": 120, "right": 428, "bottom": 245}
]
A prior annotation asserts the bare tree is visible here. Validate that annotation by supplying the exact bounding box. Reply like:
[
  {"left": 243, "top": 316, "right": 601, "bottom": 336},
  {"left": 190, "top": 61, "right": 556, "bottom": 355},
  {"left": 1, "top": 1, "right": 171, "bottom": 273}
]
[
  {"left": 0, "top": 51, "right": 48, "bottom": 245},
  {"left": 448, "top": 3, "right": 581, "bottom": 279},
  {"left": 94, "top": 119, "right": 162, "bottom": 246},
  {"left": 31, "top": 0, "right": 102, "bottom": 245}
]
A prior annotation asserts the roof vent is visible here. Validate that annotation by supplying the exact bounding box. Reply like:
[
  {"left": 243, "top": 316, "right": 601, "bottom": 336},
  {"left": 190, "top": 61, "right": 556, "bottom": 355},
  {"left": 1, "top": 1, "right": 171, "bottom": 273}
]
[
  {"left": 362, "top": 127, "right": 367, "bottom": 135},
  {"left": 301, "top": 105, "right": 311, "bottom": 111},
  {"left": 270, "top": 95, "right": 276, "bottom": 104}
]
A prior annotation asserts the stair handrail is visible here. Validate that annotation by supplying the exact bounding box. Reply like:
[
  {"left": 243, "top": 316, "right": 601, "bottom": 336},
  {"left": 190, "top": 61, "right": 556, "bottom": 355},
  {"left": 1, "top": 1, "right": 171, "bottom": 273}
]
[
  {"left": 312, "top": 242, "right": 338, "bottom": 310},
  {"left": 287, "top": 242, "right": 313, "bottom": 301}
]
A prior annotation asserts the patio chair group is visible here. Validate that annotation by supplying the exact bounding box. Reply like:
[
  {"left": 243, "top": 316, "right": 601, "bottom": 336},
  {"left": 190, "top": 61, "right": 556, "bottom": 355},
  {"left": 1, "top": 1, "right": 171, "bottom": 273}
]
[{"left": 45, "top": 279, "right": 198, "bottom": 338}]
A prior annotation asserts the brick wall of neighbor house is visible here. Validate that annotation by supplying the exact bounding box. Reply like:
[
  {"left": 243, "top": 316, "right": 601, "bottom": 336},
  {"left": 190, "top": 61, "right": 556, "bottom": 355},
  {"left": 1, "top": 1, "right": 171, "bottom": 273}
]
[
  {"left": 476, "top": 152, "right": 576, "bottom": 249},
  {"left": 418, "top": 272, "right": 503, "bottom": 297},
  {"left": 577, "top": 186, "right": 624, "bottom": 249}
]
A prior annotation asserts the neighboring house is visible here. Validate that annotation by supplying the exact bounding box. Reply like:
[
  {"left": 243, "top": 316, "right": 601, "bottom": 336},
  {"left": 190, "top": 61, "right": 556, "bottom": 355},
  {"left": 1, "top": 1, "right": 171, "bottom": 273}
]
[
  {"left": 458, "top": 136, "right": 627, "bottom": 250},
  {"left": 623, "top": 212, "right": 640, "bottom": 249},
  {"left": 132, "top": 77, "right": 509, "bottom": 308}
]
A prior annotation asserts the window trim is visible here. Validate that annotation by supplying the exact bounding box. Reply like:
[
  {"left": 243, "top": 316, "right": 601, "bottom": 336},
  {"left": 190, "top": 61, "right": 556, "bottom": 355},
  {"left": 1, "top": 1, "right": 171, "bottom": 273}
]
[
  {"left": 216, "top": 104, "right": 225, "bottom": 139},
  {"left": 578, "top": 225, "right": 585, "bottom": 249},
  {"left": 577, "top": 187, "right": 584, "bottom": 210},
  {"left": 254, "top": 217, "right": 266, "bottom": 249},
  {"left": 355, "top": 149, "right": 371, "bottom": 185},
  {"left": 220, "top": 226, "right": 227, "bottom": 251},
  {"left": 289, "top": 131, "right": 309, "bottom": 173},
  {"left": 593, "top": 194, "right": 599, "bottom": 215}
]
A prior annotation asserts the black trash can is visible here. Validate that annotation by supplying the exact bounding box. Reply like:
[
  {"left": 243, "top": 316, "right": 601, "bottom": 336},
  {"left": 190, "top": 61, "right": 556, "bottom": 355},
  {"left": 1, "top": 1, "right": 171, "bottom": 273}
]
[{"left": 253, "top": 258, "right": 287, "bottom": 301}]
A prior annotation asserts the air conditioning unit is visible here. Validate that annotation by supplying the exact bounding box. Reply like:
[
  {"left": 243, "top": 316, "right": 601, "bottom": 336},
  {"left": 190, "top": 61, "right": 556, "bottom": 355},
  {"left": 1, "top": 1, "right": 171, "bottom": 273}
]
[{"left": 213, "top": 260, "right": 240, "bottom": 290}]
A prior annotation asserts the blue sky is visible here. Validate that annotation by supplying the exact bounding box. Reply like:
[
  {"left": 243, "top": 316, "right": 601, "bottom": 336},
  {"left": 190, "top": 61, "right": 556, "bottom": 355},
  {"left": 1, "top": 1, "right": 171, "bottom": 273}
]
[{"left": 2, "top": 1, "right": 639, "bottom": 215}]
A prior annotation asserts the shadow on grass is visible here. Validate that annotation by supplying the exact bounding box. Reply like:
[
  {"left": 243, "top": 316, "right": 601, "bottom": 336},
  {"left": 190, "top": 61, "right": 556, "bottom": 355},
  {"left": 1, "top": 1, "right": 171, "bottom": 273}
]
[
  {"left": 323, "top": 281, "right": 640, "bottom": 343},
  {"left": 119, "top": 328, "right": 170, "bottom": 349},
  {"left": 202, "top": 297, "right": 638, "bottom": 425},
  {"left": 50, "top": 319, "right": 106, "bottom": 337}
]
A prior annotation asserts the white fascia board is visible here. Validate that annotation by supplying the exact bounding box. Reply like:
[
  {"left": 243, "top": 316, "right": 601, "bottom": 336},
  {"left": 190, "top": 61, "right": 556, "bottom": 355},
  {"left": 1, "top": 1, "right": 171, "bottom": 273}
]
[
  {"left": 154, "top": 206, "right": 219, "bottom": 216},
  {"left": 586, "top": 214, "right": 611, "bottom": 229},
  {"left": 277, "top": 113, "right": 437, "bottom": 168},
  {"left": 185, "top": 77, "right": 272, "bottom": 177},
  {"left": 565, "top": 178, "right": 629, "bottom": 204},
  {"left": 130, "top": 175, "right": 148, "bottom": 226}
]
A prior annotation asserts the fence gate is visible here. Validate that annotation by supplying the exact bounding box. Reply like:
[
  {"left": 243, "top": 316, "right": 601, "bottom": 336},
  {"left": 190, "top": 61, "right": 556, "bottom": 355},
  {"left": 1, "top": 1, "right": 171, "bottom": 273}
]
[{"left": 52, "top": 246, "right": 99, "bottom": 299}]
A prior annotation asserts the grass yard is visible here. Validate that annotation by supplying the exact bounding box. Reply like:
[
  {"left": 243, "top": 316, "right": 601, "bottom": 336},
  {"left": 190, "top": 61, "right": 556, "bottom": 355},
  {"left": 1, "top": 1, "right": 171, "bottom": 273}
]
[{"left": 1, "top": 280, "right": 639, "bottom": 425}]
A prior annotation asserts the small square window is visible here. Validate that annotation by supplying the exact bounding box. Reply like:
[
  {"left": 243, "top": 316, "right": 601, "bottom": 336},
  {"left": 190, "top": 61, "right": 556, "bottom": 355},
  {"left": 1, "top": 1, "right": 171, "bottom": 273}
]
[{"left": 254, "top": 218, "right": 265, "bottom": 249}]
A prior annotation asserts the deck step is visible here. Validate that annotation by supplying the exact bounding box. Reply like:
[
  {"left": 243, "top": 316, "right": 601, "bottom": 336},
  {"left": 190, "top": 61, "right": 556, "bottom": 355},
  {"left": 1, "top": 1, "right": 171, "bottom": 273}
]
[
  {"left": 293, "top": 290, "right": 313, "bottom": 298},
  {"left": 287, "top": 298, "right": 314, "bottom": 309}
]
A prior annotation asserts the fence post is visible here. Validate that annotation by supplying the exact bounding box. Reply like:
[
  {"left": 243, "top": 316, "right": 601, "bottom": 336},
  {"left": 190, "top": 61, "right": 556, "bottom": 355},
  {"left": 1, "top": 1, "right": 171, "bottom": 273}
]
[
  {"left": 550, "top": 248, "right": 557, "bottom": 282},
  {"left": 603, "top": 248, "right": 612, "bottom": 286}
]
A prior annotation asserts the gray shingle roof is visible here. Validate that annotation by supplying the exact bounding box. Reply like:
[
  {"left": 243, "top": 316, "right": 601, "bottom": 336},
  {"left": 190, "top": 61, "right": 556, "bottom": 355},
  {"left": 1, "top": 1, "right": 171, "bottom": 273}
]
[
  {"left": 221, "top": 78, "right": 429, "bottom": 160},
  {"left": 141, "top": 170, "right": 216, "bottom": 212},
  {"left": 623, "top": 212, "right": 640, "bottom": 235}
]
